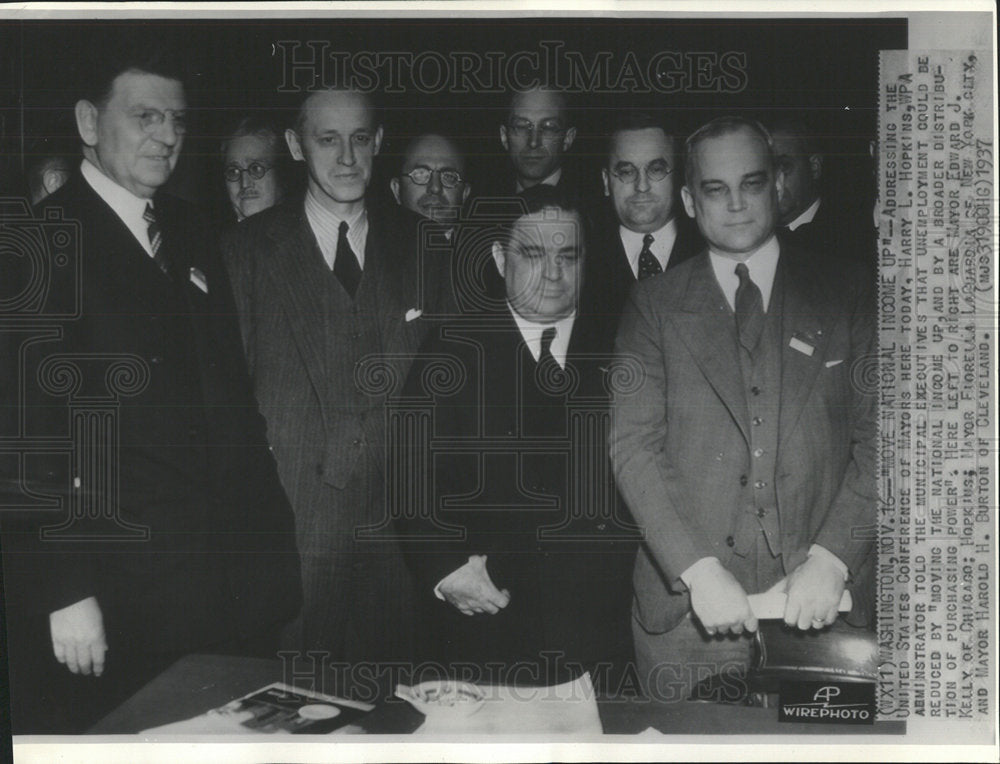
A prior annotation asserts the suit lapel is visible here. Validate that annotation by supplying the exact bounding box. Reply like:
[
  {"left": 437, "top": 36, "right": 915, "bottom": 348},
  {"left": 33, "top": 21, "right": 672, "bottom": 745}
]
[
  {"left": 672, "top": 254, "right": 751, "bottom": 445},
  {"left": 259, "top": 204, "right": 331, "bottom": 399},
  {"left": 777, "top": 248, "right": 836, "bottom": 446}
]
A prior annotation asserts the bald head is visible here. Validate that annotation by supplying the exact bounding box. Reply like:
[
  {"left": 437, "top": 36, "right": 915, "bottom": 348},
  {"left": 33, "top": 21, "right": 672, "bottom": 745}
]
[{"left": 286, "top": 88, "right": 383, "bottom": 216}]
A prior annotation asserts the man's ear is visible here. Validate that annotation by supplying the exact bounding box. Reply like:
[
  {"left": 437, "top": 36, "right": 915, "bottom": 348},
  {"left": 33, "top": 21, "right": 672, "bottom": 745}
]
[
  {"left": 562, "top": 126, "right": 577, "bottom": 153},
  {"left": 372, "top": 125, "right": 384, "bottom": 156},
  {"left": 681, "top": 186, "right": 696, "bottom": 219},
  {"left": 42, "top": 168, "right": 67, "bottom": 196},
  {"left": 389, "top": 177, "right": 401, "bottom": 205},
  {"left": 75, "top": 100, "right": 99, "bottom": 147},
  {"left": 491, "top": 240, "right": 506, "bottom": 277},
  {"left": 774, "top": 168, "right": 786, "bottom": 204},
  {"left": 285, "top": 129, "right": 305, "bottom": 162},
  {"left": 601, "top": 168, "right": 610, "bottom": 197},
  {"left": 808, "top": 153, "right": 823, "bottom": 181},
  {"left": 461, "top": 184, "right": 472, "bottom": 204},
  {"left": 499, "top": 125, "right": 509, "bottom": 152}
]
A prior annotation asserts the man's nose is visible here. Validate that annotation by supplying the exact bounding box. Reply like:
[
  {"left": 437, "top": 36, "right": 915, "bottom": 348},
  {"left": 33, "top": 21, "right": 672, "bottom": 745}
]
[
  {"left": 239, "top": 171, "right": 252, "bottom": 190},
  {"left": 338, "top": 140, "right": 356, "bottom": 166},
  {"left": 527, "top": 126, "right": 542, "bottom": 149},
  {"left": 543, "top": 254, "right": 563, "bottom": 280},
  {"left": 635, "top": 169, "right": 651, "bottom": 193},
  {"left": 154, "top": 117, "right": 180, "bottom": 147},
  {"left": 427, "top": 170, "right": 443, "bottom": 194},
  {"left": 727, "top": 188, "right": 747, "bottom": 212}
]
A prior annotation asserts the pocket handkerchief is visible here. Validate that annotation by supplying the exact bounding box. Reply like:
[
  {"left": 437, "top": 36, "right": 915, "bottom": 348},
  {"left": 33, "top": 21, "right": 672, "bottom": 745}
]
[
  {"left": 189, "top": 267, "right": 208, "bottom": 293},
  {"left": 405, "top": 308, "right": 423, "bottom": 322},
  {"left": 825, "top": 359, "right": 844, "bottom": 368}
]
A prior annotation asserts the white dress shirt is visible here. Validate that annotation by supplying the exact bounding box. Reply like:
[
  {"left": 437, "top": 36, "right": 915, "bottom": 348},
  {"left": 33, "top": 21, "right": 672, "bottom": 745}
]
[
  {"left": 708, "top": 234, "right": 781, "bottom": 312},
  {"left": 304, "top": 189, "right": 368, "bottom": 270},
  {"left": 785, "top": 197, "right": 821, "bottom": 231},
  {"left": 506, "top": 302, "right": 575, "bottom": 369},
  {"left": 80, "top": 159, "right": 157, "bottom": 259},
  {"left": 620, "top": 218, "right": 678, "bottom": 278}
]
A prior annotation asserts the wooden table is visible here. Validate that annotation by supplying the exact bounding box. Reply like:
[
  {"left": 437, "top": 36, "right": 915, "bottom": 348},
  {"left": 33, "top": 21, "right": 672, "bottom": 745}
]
[{"left": 91, "top": 654, "right": 906, "bottom": 736}]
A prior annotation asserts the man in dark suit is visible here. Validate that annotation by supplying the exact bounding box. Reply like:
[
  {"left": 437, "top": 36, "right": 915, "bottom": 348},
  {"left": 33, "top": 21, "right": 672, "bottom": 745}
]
[
  {"left": 397, "top": 186, "right": 636, "bottom": 688},
  {"left": 390, "top": 132, "right": 471, "bottom": 226},
  {"left": 610, "top": 116, "right": 876, "bottom": 699},
  {"left": 585, "top": 112, "right": 702, "bottom": 331},
  {"left": 222, "top": 88, "right": 451, "bottom": 672},
  {"left": 770, "top": 118, "right": 873, "bottom": 265},
  {"left": 0, "top": 50, "right": 301, "bottom": 733}
]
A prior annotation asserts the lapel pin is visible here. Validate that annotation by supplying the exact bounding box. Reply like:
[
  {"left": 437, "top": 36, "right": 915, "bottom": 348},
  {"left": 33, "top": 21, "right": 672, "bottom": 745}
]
[{"left": 189, "top": 267, "right": 208, "bottom": 294}]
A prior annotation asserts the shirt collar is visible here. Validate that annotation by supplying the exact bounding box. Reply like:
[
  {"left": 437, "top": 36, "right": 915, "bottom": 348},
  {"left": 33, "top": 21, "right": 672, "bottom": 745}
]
[
  {"left": 80, "top": 158, "right": 156, "bottom": 257},
  {"left": 619, "top": 218, "right": 678, "bottom": 277},
  {"left": 515, "top": 166, "right": 562, "bottom": 194},
  {"left": 708, "top": 233, "right": 781, "bottom": 312},
  {"left": 506, "top": 302, "right": 576, "bottom": 369},
  {"left": 304, "top": 189, "right": 368, "bottom": 270},
  {"left": 785, "top": 197, "right": 821, "bottom": 231}
]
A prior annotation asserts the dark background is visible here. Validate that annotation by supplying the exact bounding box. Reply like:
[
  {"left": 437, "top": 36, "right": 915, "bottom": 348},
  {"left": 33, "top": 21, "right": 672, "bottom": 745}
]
[
  {"left": 0, "top": 17, "right": 906, "bottom": 217},
  {"left": 0, "top": 14, "right": 906, "bottom": 749}
]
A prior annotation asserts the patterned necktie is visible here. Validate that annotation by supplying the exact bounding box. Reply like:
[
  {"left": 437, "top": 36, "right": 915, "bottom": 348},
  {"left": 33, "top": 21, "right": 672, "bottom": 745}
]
[
  {"left": 636, "top": 234, "right": 662, "bottom": 279},
  {"left": 334, "top": 220, "right": 362, "bottom": 298},
  {"left": 143, "top": 204, "right": 169, "bottom": 276},
  {"left": 734, "top": 262, "right": 765, "bottom": 353}
]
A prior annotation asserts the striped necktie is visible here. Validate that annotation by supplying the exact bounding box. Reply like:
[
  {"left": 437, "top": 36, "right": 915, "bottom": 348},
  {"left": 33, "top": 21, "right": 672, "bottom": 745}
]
[{"left": 143, "top": 203, "right": 170, "bottom": 276}]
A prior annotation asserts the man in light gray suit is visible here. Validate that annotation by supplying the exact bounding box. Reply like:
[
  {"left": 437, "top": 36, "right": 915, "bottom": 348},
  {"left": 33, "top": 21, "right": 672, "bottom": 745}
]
[
  {"left": 222, "top": 88, "right": 450, "bottom": 676},
  {"left": 610, "top": 116, "right": 875, "bottom": 700}
]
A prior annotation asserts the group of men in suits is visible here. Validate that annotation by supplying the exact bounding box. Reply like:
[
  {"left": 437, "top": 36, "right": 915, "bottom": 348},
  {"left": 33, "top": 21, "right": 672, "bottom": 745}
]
[{"left": 1, "top": 45, "right": 876, "bottom": 731}]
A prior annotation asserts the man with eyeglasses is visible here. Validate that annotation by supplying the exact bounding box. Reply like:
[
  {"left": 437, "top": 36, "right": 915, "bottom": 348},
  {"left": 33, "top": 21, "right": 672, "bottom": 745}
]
[
  {"left": 1, "top": 47, "right": 302, "bottom": 733},
  {"left": 489, "top": 85, "right": 589, "bottom": 203},
  {"left": 390, "top": 133, "right": 470, "bottom": 227},
  {"left": 586, "top": 112, "right": 703, "bottom": 334},
  {"left": 222, "top": 116, "right": 288, "bottom": 223}
]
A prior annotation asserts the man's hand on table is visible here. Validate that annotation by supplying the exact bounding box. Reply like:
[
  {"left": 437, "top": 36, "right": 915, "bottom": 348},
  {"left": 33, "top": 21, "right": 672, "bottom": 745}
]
[
  {"left": 778, "top": 552, "right": 847, "bottom": 630},
  {"left": 50, "top": 596, "right": 107, "bottom": 676},
  {"left": 437, "top": 555, "right": 510, "bottom": 616},
  {"left": 683, "top": 558, "right": 758, "bottom": 636}
]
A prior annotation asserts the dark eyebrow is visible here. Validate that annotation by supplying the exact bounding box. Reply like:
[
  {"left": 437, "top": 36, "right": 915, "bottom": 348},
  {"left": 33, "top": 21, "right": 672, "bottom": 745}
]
[{"left": 742, "top": 170, "right": 769, "bottom": 182}]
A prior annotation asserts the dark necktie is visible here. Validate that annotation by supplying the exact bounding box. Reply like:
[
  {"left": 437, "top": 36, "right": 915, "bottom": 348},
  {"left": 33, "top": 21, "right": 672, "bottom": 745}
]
[
  {"left": 334, "top": 220, "right": 362, "bottom": 298},
  {"left": 734, "top": 262, "right": 765, "bottom": 353},
  {"left": 636, "top": 234, "right": 662, "bottom": 279},
  {"left": 538, "top": 326, "right": 565, "bottom": 387},
  {"left": 142, "top": 203, "right": 169, "bottom": 276}
]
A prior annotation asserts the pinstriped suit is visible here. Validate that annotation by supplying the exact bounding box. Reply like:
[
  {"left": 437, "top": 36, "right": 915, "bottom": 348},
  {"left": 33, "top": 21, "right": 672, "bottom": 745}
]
[{"left": 223, "top": 198, "right": 451, "bottom": 666}]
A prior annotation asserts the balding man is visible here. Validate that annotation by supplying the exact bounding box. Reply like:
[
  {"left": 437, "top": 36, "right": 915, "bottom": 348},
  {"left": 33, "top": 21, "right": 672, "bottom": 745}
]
[
  {"left": 390, "top": 132, "right": 470, "bottom": 225},
  {"left": 222, "top": 88, "right": 452, "bottom": 671},
  {"left": 611, "top": 116, "right": 876, "bottom": 699}
]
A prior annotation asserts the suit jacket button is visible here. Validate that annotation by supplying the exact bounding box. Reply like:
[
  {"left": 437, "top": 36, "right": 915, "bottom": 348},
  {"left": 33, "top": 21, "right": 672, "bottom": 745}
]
[
  {"left": 757, "top": 507, "right": 767, "bottom": 518},
  {"left": 151, "top": 355, "right": 163, "bottom": 365},
  {"left": 751, "top": 386, "right": 761, "bottom": 396},
  {"left": 739, "top": 474, "right": 748, "bottom": 486},
  {"left": 726, "top": 536, "right": 735, "bottom": 547}
]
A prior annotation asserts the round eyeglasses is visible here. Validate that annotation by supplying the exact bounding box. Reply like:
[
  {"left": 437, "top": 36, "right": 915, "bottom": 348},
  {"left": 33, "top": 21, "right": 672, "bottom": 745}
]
[
  {"left": 224, "top": 162, "right": 273, "bottom": 183},
  {"left": 401, "top": 167, "right": 464, "bottom": 189},
  {"left": 610, "top": 159, "right": 673, "bottom": 185}
]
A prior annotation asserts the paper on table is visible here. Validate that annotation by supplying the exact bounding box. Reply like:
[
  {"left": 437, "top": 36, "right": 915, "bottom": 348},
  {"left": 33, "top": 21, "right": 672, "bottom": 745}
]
[
  {"left": 747, "top": 589, "right": 852, "bottom": 621},
  {"left": 412, "top": 672, "right": 603, "bottom": 736}
]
